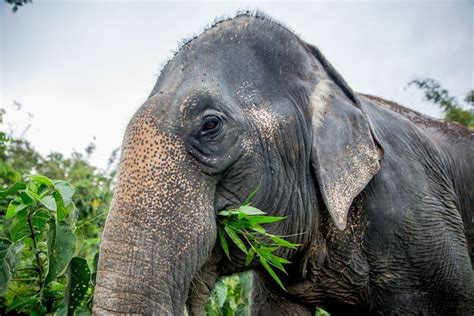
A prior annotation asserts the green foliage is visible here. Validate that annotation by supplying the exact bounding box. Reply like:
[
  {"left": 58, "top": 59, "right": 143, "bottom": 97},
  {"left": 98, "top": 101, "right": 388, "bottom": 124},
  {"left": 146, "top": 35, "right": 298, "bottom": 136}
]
[
  {"left": 316, "top": 307, "right": 331, "bottom": 316},
  {"left": 64, "top": 257, "right": 91, "bottom": 315},
  {"left": 205, "top": 273, "right": 252, "bottom": 316},
  {"left": 0, "top": 175, "right": 94, "bottom": 314},
  {"left": 217, "top": 190, "right": 300, "bottom": 291},
  {"left": 0, "top": 132, "right": 114, "bottom": 267},
  {"left": 408, "top": 78, "right": 474, "bottom": 128}
]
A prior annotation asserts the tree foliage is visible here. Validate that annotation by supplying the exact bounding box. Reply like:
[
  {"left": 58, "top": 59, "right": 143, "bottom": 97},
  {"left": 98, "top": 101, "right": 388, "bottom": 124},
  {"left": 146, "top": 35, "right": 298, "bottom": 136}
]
[
  {"left": 0, "top": 126, "right": 114, "bottom": 314},
  {"left": 408, "top": 78, "right": 474, "bottom": 128},
  {"left": 4, "top": 0, "right": 32, "bottom": 13},
  {"left": 0, "top": 175, "right": 94, "bottom": 314}
]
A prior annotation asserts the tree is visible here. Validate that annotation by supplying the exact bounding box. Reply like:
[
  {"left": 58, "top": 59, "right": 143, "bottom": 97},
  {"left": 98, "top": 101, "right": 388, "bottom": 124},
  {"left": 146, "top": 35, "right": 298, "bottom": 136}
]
[
  {"left": 5, "top": 0, "right": 32, "bottom": 13},
  {"left": 408, "top": 78, "right": 474, "bottom": 128}
]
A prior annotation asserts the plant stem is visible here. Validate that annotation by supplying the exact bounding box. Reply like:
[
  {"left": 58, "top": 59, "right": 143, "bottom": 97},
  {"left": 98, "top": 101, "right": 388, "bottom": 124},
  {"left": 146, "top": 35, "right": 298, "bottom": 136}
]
[
  {"left": 76, "top": 212, "right": 105, "bottom": 228},
  {"left": 27, "top": 208, "right": 44, "bottom": 296},
  {"left": 17, "top": 267, "right": 38, "bottom": 271},
  {"left": 11, "top": 278, "right": 37, "bottom": 282}
]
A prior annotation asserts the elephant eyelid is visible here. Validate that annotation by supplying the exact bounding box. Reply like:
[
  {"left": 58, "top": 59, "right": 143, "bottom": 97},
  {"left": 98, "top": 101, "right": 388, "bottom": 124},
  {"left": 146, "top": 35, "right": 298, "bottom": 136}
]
[{"left": 200, "top": 115, "right": 222, "bottom": 136}]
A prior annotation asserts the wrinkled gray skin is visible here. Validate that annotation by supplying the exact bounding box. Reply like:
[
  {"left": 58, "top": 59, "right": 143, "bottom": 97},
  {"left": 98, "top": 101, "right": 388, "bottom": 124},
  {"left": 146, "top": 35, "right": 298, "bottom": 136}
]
[{"left": 94, "top": 14, "right": 473, "bottom": 315}]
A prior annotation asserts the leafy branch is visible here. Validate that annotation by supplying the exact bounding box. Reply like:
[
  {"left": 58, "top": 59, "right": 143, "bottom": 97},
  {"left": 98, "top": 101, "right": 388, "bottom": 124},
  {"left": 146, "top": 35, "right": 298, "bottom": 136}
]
[
  {"left": 407, "top": 78, "right": 474, "bottom": 128},
  {"left": 0, "top": 175, "right": 93, "bottom": 315},
  {"left": 217, "top": 189, "right": 300, "bottom": 291}
]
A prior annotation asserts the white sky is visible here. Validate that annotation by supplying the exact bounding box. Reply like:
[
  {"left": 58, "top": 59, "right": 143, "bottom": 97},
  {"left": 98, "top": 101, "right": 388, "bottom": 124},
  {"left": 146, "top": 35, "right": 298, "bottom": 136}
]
[{"left": 1, "top": 0, "right": 472, "bottom": 169}]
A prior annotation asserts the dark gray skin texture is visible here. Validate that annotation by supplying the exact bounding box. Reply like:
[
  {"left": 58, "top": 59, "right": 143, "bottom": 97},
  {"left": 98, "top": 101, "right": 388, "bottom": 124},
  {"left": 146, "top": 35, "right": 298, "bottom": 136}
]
[{"left": 93, "top": 13, "right": 473, "bottom": 315}]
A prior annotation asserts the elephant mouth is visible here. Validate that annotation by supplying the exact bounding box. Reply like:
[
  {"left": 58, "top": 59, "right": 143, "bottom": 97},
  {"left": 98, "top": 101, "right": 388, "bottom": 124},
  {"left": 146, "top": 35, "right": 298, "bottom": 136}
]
[{"left": 214, "top": 189, "right": 242, "bottom": 214}]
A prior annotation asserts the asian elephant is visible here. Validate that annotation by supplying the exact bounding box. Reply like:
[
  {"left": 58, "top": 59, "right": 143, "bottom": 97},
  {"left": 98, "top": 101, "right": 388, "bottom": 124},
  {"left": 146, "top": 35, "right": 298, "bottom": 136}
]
[{"left": 93, "top": 13, "right": 473, "bottom": 315}]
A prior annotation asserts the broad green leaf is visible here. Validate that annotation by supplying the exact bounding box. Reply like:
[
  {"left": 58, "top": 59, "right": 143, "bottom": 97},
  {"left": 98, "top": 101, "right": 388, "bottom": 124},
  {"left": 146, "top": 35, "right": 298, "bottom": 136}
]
[
  {"left": 237, "top": 205, "right": 266, "bottom": 216},
  {"left": 74, "top": 228, "right": 84, "bottom": 257},
  {"left": 0, "top": 182, "right": 26, "bottom": 199},
  {"left": 64, "top": 257, "right": 90, "bottom": 316},
  {"left": 217, "top": 226, "right": 230, "bottom": 260},
  {"left": 31, "top": 175, "right": 54, "bottom": 187},
  {"left": 31, "top": 209, "right": 51, "bottom": 232},
  {"left": 91, "top": 252, "right": 99, "bottom": 286},
  {"left": 239, "top": 272, "right": 252, "bottom": 297},
  {"left": 270, "top": 236, "right": 300, "bottom": 249},
  {"left": 92, "top": 252, "right": 99, "bottom": 273},
  {"left": 9, "top": 209, "right": 29, "bottom": 241},
  {"left": 246, "top": 215, "right": 286, "bottom": 225},
  {"left": 245, "top": 248, "right": 255, "bottom": 266},
  {"left": 45, "top": 220, "right": 77, "bottom": 284},
  {"left": 54, "top": 191, "right": 74, "bottom": 221},
  {"left": 49, "top": 280, "right": 66, "bottom": 293},
  {"left": 224, "top": 226, "right": 247, "bottom": 254},
  {"left": 6, "top": 296, "right": 40, "bottom": 313},
  {"left": 27, "top": 189, "right": 41, "bottom": 201},
  {"left": 213, "top": 280, "right": 228, "bottom": 308},
  {"left": 53, "top": 180, "right": 75, "bottom": 206},
  {"left": 6, "top": 200, "right": 28, "bottom": 219},
  {"left": 19, "top": 190, "right": 33, "bottom": 205},
  {"left": 259, "top": 256, "right": 286, "bottom": 291},
  {"left": 40, "top": 195, "right": 57, "bottom": 212},
  {"left": 9, "top": 209, "right": 50, "bottom": 242},
  {"left": 0, "top": 238, "right": 22, "bottom": 294},
  {"left": 242, "top": 184, "right": 260, "bottom": 206}
]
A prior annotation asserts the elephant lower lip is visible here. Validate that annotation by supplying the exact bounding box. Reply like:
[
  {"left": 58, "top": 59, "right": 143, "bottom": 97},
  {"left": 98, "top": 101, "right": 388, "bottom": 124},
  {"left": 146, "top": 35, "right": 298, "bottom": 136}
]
[{"left": 215, "top": 194, "right": 241, "bottom": 213}]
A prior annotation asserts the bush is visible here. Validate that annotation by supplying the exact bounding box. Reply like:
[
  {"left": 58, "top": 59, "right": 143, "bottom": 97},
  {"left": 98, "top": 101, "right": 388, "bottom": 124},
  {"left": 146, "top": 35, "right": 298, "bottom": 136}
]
[{"left": 0, "top": 175, "right": 94, "bottom": 314}]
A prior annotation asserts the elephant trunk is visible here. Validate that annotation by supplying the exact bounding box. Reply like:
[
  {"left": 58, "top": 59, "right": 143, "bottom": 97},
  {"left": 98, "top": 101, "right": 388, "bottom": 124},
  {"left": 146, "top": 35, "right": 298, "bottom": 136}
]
[{"left": 93, "top": 112, "right": 216, "bottom": 314}]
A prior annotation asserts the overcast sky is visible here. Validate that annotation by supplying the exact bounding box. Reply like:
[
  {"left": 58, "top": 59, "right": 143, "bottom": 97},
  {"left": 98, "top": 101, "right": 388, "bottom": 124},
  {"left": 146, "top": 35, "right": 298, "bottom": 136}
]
[{"left": 1, "top": 0, "right": 472, "bottom": 169}]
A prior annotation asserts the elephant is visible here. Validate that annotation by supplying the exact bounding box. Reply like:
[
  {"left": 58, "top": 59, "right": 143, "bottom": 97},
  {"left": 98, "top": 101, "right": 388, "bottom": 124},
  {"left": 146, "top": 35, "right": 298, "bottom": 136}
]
[{"left": 93, "top": 12, "right": 473, "bottom": 315}]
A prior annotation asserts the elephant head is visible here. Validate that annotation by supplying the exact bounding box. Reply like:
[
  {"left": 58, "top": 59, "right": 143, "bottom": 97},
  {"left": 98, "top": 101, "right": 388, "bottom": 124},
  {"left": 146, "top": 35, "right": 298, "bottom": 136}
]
[{"left": 94, "top": 13, "right": 381, "bottom": 314}]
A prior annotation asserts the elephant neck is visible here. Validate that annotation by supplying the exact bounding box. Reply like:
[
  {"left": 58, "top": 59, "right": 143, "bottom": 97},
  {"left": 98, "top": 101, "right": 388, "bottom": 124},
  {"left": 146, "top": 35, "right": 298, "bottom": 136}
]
[{"left": 286, "top": 195, "right": 370, "bottom": 311}]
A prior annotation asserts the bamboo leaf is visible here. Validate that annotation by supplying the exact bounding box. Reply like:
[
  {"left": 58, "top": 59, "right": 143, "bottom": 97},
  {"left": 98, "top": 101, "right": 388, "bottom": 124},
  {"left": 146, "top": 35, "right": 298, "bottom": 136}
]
[
  {"left": 242, "top": 184, "right": 260, "bottom": 205},
  {"left": 236, "top": 205, "right": 266, "bottom": 216},
  {"left": 259, "top": 256, "right": 286, "bottom": 291},
  {"left": 217, "top": 209, "right": 239, "bottom": 216},
  {"left": 270, "top": 236, "right": 300, "bottom": 249},
  {"left": 246, "top": 216, "right": 286, "bottom": 225},
  {"left": 245, "top": 248, "right": 255, "bottom": 266},
  {"left": 224, "top": 226, "right": 247, "bottom": 254},
  {"left": 249, "top": 224, "right": 266, "bottom": 234},
  {"left": 217, "top": 226, "right": 230, "bottom": 260}
]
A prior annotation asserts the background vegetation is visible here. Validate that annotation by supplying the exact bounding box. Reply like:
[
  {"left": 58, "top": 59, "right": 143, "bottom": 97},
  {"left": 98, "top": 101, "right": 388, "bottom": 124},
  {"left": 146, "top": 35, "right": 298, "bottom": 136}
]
[{"left": 0, "top": 79, "right": 472, "bottom": 315}]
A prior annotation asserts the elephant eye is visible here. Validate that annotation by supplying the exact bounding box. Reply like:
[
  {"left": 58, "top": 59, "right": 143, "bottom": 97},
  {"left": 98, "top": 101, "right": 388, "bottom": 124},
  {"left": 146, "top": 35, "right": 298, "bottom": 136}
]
[{"left": 200, "top": 115, "right": 221, "bottom": 136}]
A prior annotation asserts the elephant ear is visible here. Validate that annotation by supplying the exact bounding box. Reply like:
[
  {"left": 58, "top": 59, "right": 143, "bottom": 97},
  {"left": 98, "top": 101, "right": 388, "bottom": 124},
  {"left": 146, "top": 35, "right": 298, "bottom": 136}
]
[{"left": 308, "top": 46, "right": 382, "bottom": 230}]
